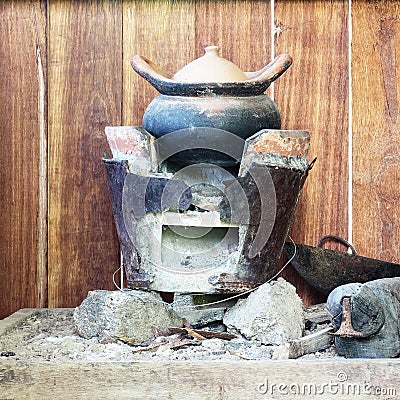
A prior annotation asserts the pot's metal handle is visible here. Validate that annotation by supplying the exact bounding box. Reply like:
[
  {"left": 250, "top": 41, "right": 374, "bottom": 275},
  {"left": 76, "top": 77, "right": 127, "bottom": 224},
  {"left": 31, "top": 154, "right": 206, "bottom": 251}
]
[{"left": 317, "top": 235, "right": 358, "bottom": 255}]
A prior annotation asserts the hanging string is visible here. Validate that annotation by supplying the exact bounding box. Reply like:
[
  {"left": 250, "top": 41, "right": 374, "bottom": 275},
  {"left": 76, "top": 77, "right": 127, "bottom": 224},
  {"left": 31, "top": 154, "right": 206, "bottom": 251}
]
[
  {"left": 182, "top": 235, "right": 297, "bottom": 309},
  {"left": 112, "top": 265, "right": 123, "bottom": 291},
  {"left": 112, "top": 235, "right": 297, "bottom": 309},
  {"left": 112, "top": 251, "right": 125, "bottom": 291}
]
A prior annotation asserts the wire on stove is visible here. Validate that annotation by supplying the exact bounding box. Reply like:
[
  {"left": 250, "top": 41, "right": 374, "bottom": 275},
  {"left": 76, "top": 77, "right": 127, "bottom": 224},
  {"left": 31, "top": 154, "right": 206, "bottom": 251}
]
[
  {"left": 111, "top": 235, "right": 297, "bottom": 309},
  {"left": 112, "top": 265, "right": 122, "bottom": 291},
  {"left": 183, "top": 234, "right": 297, "bottom": 309}
]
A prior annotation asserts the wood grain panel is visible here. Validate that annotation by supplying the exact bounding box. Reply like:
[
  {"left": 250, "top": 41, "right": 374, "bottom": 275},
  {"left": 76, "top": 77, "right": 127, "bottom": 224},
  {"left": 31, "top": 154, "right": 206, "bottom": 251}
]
[
  {"left": 0, "top": 1, "right": 47, "bottom": 319},
  {"left": 123, "top": 0, "right": 196, "bottom": 126},
  {"left": 352, "top": 1, "right": 400, "bottom": 263},
  {"left": 274, "top": 0, "right": 349, "bottom": 304},
  {"left": 1, "top": 357, "right": 400, "bottom": 399},
  {"left": 194, "top": 0, "right": 271, "bottom": 72},
  {"left": 48, "top": 1, "right": 122, "bottom": 308}
]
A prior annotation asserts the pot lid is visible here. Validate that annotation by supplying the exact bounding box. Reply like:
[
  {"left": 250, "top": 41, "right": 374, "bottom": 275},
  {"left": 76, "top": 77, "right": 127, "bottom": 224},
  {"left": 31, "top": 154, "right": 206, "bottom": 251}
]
[
  {"left": 172, "top": 46, "right": 248, "bottom": 83},
  {"left": 131, "top": 50, "right": 292, "bottom": 96}
]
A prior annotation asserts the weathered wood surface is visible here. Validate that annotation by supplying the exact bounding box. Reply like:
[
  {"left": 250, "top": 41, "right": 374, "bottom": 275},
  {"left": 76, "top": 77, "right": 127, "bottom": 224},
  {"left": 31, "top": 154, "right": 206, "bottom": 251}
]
[
  {"left": 274, "top": 0, "right": 349, "bottom": 305},
  {"left": 352, "top": 1, "right": 400, "bottom": 263},
  {"left": 288, "top": 326, "right": 333, "bottom": 359},
  {"left": 0, "top": 1, "right": 47, "bottom": 319},
  {"left": 0, "top": 309, "right": 42, "bottom": 337},
  {"left": 327, "top": 278, "right": 400, "bottom": 359},
  {"left": 47, "top": 1, "right": 122, "bottom": 307},
  {"left": 0, "top": 359, "right": 399, "bottom": 399}
]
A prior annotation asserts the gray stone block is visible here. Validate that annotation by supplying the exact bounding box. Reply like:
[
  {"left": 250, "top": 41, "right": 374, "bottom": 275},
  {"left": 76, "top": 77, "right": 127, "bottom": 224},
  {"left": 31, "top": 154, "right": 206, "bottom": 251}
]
[
  {"left": 73, "top": 290, "right": 182, "bottom": 346},
  {"left": 223, "top": 278, "right": 304, "bottom": 345}
]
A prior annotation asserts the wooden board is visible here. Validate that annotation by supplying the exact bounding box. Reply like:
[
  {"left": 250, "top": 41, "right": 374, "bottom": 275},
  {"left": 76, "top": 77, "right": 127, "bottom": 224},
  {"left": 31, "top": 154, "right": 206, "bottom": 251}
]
[
  {"left": 0, "top": 308, "right": 42, "bottom": 337},
  {"left": 1, "top": 358, "right": 399, "bottom": 400},
  {"left": 274, "top": 0, "right": 349, "bottom": 305},
  {"left": 352, "top": 1, "right": 400, "bottom": 264},
  {"left": 47, "top": 1, "right": 122, "bottom": 307},
  {"left": 0, "top": 308, "right": 399, "bottom": 400},
  {"left": 0, "top": 1, "right": 47, "bottom": 319}
]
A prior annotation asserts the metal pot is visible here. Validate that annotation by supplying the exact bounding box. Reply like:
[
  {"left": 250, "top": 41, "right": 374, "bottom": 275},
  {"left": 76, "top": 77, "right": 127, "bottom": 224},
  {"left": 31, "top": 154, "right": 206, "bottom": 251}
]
[{"left": 284, "top": 235, "right": 400, "bottom": 295}]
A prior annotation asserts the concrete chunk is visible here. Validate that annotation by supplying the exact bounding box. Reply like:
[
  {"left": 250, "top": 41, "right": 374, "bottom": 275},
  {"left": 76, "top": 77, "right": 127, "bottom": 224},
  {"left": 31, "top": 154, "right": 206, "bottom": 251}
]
[
  {"left": 223, "top": 278, "right": 304, "bottom": 345},
  {"left": 73, "top": 290, "right": 182, "bottom": 346}
]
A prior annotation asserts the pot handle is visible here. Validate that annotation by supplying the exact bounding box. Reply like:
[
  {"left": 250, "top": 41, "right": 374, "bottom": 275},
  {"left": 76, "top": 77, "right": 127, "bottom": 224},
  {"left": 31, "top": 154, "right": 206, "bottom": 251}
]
[
  {"left": 245, "top": 53, "right": 292, "bottom": 84},
  {"left": 130, "top": 55, "right": 174, "bottom": 87},
  {"left": 317, "top": 235, "right": 358, "bottom": 255}
]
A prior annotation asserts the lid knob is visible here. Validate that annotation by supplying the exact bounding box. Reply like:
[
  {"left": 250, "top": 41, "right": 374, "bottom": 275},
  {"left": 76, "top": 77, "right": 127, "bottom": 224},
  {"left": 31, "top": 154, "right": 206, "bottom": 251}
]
[
  {"left": 172, "top": 46, "right": 248, "bottom": 83},
  {"left": 204, "top": 45, "right": 220, "bottom": 55}
]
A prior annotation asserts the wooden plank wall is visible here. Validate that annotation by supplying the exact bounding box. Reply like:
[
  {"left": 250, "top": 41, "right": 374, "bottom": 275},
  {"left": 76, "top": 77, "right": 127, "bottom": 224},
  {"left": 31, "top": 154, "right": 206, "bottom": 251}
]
[
  {"left": 275, "top": 0, "right": 350, "bottom": 304},
  {"left": 0, "top": 1, "right": 48, "bottom": 317},
  {"left": 47, "top": 1, "right": 123, "bottom": 312},
  {"left": 352, "top": 1, "right": 400, "bottom": 263},
  {"left": 1, "top": 0, "right": 400, "bottom": 318}
]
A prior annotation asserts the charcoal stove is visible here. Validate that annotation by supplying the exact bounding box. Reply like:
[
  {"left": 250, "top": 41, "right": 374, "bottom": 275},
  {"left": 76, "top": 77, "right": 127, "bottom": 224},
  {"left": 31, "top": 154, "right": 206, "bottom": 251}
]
[{"left": 103, "top": 47, "right": 313, "bottom": 294}]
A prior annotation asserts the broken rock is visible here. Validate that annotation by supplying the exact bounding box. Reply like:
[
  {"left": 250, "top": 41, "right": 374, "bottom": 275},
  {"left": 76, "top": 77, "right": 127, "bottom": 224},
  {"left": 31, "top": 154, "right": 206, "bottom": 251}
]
[
  {"left": 74, "top": 290, "right": 182, "bottom": 346},
  {"left": 223, "top": 278, "right": 304, "bottom": 345},
  {"left": 172, "top": 293, "right": 226, "bottom": 328}
]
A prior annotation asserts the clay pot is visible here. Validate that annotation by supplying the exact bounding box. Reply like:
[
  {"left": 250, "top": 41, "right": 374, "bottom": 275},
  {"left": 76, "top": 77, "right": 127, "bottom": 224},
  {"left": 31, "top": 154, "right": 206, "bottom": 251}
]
[{"left": 131, "top": 46, "right": 292, "bottom": 166}]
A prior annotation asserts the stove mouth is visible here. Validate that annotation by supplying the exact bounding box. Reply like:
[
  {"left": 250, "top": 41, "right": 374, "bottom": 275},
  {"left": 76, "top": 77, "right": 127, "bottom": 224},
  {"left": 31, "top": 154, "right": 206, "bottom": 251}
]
[{"left": 161, "top": 225, "right": 239, "bottom": 273}]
